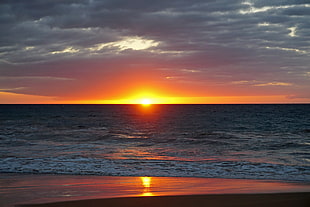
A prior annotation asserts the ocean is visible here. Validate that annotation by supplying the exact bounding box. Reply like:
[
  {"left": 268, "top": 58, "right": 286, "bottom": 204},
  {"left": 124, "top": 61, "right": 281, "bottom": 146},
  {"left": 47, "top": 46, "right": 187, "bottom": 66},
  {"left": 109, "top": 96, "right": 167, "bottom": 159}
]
[{"left": 0, "top": 104, "right": 309, "bottom": 182}]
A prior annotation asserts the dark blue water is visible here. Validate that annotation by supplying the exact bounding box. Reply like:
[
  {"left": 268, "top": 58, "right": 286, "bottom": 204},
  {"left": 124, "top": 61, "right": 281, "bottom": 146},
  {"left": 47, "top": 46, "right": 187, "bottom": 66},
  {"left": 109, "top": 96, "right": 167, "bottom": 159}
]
[{"left": 0, "top": 104, "right": 309, "bottom": 181}]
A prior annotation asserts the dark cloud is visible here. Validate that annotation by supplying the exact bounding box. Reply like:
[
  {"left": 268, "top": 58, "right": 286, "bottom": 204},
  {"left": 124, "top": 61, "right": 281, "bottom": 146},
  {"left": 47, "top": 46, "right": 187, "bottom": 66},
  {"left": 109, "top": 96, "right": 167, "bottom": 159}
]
[{"left": 0, "top": 0, "right": 309, "bottom": 101}]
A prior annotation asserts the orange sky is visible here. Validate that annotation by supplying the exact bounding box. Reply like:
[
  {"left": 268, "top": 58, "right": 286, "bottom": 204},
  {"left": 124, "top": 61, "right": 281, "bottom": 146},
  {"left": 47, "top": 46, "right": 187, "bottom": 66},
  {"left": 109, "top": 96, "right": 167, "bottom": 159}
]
[
  {"left": 1, "top": 91, "right": 308, "bottom": 104},
  {"left": 1, "top": 62, "right": 309, "bottom": 104},
  {"left": 1, "top": 66, "right": 309, "bottom": 104}
]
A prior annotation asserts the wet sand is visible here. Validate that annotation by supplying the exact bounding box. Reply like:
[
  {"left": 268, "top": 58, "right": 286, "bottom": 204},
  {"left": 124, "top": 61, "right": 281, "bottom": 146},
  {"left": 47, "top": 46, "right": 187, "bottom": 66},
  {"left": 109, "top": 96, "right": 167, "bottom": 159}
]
[
  {"left": 1, "top": 174, "right": 309, "bottom": 207},
  {"left": 17, "top": 193, "right": 310, "bottom": 207}
]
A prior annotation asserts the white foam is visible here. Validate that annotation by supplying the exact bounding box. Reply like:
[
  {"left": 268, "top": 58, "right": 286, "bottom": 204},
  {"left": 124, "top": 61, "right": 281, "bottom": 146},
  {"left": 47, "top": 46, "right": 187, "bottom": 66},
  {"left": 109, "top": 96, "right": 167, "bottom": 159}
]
[{"left": 1, "top": 157, "right": 309, "bottom": 182}]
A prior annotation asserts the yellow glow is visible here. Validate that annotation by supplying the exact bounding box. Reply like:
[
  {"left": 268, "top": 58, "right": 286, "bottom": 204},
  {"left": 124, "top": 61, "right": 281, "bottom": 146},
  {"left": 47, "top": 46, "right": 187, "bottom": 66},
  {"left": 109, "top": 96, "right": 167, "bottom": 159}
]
[
  {"left": 6, "top": 89, "right": 309, "bottom": 104},
  {"left": 116, "top": 36, "right": 159, "bottom": 50},
  {"left": 141, "top": 177, "right": 151, "bottom": 188},
  {"left": 90, "top": 36, "right": 159, "bottom": 51},
  {"left": 50, "top": 46, "right": 79, "bottom": 54},
  {"left": 141, "top": 192, "right": 154, "bottom": 196},
  {"left": 99, "top": 91, "right": 181, "bottom": 104},
  {"left": 95, "top": 94, "right": 310, "bottom": 104},
  {"left": 141, "top": 99, "right": 152, "bottom": 106},
  {"left": 140, "top": 177, "right": 154, "bottom": 196}
]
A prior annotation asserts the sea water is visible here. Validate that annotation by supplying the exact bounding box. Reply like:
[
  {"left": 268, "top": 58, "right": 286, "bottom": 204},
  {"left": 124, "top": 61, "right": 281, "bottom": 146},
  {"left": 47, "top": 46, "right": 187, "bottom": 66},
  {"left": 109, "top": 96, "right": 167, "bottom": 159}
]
[{"left": 0, "top": 104, "right": 309, "bottom": 182}]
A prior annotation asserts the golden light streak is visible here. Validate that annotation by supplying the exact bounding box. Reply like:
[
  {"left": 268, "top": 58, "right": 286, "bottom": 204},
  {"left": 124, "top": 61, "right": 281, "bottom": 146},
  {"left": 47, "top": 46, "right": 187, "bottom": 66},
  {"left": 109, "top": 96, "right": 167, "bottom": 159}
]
[
  {"left": 141, "top": 177, "right": 151, "bottom": 188},
  {"left": 3, "top": 91, "right": 309, "bottom": 104},
  {"left": 140, "top": 177, "right": 154, "bottom": 196}
]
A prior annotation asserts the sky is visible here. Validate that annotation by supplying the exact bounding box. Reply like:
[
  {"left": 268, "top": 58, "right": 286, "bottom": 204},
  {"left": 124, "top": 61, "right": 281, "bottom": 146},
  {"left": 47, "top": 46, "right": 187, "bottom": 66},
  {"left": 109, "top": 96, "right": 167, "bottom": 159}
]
[{"left": 0, "top": 0, "right": 309, "bottom": 104}]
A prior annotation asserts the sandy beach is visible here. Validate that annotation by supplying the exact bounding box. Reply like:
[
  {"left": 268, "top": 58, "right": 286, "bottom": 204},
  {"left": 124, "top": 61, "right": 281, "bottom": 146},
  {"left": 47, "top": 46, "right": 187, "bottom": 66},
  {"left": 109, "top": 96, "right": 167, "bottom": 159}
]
[
  {"left": 1, "top": 174, "right": 310, "bottom": 207},
  {"left": 17, "top": 193, "right": 310, "bottom": 207}
]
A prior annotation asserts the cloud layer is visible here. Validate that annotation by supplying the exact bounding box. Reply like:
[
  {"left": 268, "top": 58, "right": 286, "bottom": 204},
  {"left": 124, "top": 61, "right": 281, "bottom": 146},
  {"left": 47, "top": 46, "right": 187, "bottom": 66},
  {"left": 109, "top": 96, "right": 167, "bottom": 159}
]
[{"left": 0, "top": 0, "right": 309, "bottom": 102}]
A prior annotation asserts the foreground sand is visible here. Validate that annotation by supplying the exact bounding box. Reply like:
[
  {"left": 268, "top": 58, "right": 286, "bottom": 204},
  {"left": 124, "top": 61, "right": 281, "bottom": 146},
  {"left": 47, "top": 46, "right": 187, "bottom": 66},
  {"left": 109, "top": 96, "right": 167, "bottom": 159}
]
[
  {"left": 18, "top": 193, "right": 310, "bottom": 207},
  {"left": 2, "top": 174, "right": 309, "bottom": 206}
]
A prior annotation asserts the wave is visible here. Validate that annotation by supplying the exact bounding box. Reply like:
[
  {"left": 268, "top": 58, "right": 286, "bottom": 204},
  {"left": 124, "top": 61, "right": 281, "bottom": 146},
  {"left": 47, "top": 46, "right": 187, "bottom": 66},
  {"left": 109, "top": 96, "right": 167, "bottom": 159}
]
[{"left": 1, "top": 157, "right": 309, "bottom": 182}]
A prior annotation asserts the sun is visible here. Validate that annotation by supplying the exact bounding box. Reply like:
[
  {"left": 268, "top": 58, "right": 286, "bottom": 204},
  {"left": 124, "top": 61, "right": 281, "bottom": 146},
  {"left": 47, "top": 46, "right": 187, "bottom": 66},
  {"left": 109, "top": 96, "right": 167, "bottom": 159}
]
[{"left": 141, "top": 99, "right": 152, "bottom": 106}]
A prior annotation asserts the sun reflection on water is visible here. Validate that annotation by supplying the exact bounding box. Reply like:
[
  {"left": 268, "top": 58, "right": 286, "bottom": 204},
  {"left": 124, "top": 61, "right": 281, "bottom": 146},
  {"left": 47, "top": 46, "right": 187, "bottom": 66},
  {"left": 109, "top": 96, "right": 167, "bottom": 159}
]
[{"left": 140, "top": 177, "right": 154, "bottom": 196}]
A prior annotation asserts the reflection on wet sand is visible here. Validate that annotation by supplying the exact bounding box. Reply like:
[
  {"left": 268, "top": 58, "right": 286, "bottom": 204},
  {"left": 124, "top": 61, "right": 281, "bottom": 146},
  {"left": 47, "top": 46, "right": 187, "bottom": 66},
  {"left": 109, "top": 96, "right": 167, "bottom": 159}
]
[
  {"left": 140, "top": 177, "right": 154, "bottom": 196},
  {"left": 2, "top": 174, "right": 310, "bottom": 207}
]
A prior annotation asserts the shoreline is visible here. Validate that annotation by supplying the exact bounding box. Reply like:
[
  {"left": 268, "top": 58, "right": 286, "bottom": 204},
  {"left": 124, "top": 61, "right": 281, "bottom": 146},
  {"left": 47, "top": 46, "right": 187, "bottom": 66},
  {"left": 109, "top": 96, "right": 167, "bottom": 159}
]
[
  {"left": 1, "top": 173, "right": 310, "bottom": 207},
  {"left": 2, "top": 172, "right": 309, "bottom": 184},
  {"left": 17, "top": 192, "right": 310, "bottom": 207}
]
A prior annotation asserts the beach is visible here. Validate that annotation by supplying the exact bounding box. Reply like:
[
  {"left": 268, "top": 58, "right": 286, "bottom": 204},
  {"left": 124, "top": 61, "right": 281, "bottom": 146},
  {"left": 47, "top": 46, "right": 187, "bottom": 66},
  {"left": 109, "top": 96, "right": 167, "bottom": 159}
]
[
  {"left": 17, "top": 193, "right": 310, "bottom": 207},
  {"left": 1, "top": 174, "right": 309, "bottom": 207}
]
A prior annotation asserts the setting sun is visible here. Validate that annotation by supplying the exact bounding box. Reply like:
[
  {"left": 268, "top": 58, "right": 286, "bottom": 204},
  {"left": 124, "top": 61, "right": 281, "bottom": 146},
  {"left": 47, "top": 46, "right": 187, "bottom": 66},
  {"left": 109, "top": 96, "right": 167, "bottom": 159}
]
[{"left": 141, "top": 99, "right": 152, "bottom": 106}]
